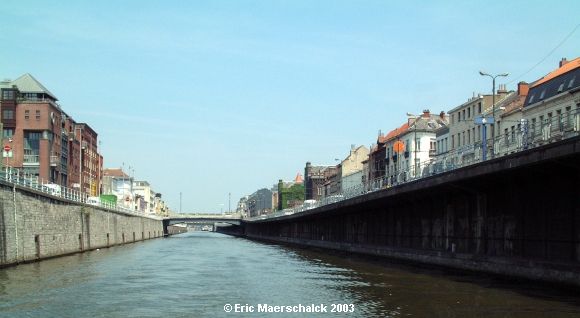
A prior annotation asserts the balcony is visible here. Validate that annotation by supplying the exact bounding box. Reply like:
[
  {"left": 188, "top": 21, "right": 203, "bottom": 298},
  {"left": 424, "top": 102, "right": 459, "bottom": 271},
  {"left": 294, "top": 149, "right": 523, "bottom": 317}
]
[
  {"left": 23, "top": 155, "right": 39, "bottom": 165},
  {"left": 50, "top": 155, "right": 59, "bottom": 167}
]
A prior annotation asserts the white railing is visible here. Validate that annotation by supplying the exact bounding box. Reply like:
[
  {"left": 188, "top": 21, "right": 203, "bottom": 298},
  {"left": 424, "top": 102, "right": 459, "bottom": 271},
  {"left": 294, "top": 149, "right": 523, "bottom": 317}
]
[{"left": 0, "top": 167, "right": 161, "bottom": 220}]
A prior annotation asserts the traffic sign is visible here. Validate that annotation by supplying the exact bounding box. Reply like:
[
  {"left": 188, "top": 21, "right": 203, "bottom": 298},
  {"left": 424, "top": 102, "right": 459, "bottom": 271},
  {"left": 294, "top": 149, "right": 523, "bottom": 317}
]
[
  {"left": 474, "top": 115, "right": 494, "bottom": 125},
  {"left": 393, "top": 140, "right": 405, "bottom": 153},
  {"left": 3, "top": 145, "right": 11, "bottom": 152}
]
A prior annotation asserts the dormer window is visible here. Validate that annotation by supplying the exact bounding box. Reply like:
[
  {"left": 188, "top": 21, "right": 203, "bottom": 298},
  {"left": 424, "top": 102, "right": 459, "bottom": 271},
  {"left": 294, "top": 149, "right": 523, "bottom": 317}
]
[
  {"left": 528, "top": 95, "right": 535, "bottom": 104},
  {"left": 539, "top": 89, "right": 546, "bottom": 100},
  {"left": 569, "top": 76, "right": 576, "bottom": 88},
  {"left": 557, "top": 83, "right": 565, "bottom": 93}
]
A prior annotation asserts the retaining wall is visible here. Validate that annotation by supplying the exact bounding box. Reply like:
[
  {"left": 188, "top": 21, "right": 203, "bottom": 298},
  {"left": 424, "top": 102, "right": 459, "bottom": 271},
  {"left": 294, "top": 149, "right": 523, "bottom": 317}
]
[
  {"left": 244, "top": 137, "right": 580, "bottom": 287},
  {"left": 0, "top": 181, "right": 164, "bottom": 267}
]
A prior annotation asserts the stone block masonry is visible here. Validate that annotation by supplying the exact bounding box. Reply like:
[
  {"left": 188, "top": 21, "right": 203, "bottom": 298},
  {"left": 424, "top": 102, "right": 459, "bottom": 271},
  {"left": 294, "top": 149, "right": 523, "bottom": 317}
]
[{"left": 0, "top": 181, "right": 164, "bottom": 267}]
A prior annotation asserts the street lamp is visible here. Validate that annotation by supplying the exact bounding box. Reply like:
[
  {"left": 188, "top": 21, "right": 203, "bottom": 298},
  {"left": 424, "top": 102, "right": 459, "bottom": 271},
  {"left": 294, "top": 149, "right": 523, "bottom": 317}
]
[{"left": 479, "top": 71, "right": 509, "bottom": 157}]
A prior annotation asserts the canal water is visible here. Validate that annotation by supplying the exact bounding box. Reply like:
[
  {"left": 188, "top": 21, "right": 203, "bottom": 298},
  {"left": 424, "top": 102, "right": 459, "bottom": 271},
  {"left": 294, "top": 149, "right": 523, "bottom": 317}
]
[{"left": 0, "top": 232, "right": 579, "bottom": 317}]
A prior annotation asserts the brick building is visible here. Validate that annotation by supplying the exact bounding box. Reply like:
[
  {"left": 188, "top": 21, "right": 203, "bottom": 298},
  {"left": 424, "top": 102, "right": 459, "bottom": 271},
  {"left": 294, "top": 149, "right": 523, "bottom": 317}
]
[{"left": 0, "top": 74, "right": 102, "bottom": 194}]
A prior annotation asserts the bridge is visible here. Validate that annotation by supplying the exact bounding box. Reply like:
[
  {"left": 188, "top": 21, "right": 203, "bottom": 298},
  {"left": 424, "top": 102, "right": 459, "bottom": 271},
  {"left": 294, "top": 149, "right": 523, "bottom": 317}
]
[{"left": 163, "top": 213, "right": 242, "bottom": 234}]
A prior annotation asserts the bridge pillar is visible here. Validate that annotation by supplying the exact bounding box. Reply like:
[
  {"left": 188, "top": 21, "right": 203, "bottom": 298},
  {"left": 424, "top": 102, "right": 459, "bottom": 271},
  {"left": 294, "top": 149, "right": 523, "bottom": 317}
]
[{"left": 162, "top": 219, "right": 170, "bottom": 237}]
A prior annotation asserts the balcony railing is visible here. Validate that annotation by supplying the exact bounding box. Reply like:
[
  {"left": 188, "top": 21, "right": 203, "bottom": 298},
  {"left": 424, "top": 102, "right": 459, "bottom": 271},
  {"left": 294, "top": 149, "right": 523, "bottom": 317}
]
[{"left": 23, "top": 154, "right": 39, "bottom": 165}]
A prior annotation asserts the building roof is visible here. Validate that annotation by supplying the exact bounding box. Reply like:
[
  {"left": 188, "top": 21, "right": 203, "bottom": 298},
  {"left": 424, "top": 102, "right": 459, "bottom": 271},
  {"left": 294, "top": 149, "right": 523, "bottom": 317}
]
[
  {"left": 0, "top": 80, "right": 13, "bottom": 90},
  {"left": 531, "top": 57, "right": 580, "bottom": 88},
  {"left": 382, "top": 122, "right": 409, "bottom": 143},
  {"left": 103, "top": 168, "right": 129, "bottom": 178},
  {"left": 410, "top": 113, "right": 448, "bottom": 131},
  {"left": 525, "top": 58, "right": 580, "bottom": 108},
  {"left": 499, "top": 91, "right": 527, "bottom": 118},
  {"left": 11, "top": 73, "right": 58, "bottom": 101},
  {"left": 294, "top": 173, "right": 304, "bottom": 184}
]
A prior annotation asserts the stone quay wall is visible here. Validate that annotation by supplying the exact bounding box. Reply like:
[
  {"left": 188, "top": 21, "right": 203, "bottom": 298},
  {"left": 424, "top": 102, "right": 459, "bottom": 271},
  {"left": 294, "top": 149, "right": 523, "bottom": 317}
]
[{"left": 0, "top": 181, "right": 163, "bottom": 267}]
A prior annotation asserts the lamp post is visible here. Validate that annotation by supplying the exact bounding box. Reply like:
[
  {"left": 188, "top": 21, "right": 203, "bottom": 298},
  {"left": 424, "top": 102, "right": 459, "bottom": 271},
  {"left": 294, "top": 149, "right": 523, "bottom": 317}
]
[{"left": 479, "top": 71, "right": 508, "bottom": 157}]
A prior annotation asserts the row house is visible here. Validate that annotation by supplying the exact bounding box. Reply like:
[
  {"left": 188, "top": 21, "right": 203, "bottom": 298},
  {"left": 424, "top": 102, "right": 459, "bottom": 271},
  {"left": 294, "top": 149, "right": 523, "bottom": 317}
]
[
  {"left": 304, "top": 162, "right": 338, "bottom": 201},
  {"left": 494, "top": 82, "right": 529, "bottom": 155},
  {"left": 436, "top": 57, "right": 578, "bottom": 168},
  {"left": 0, "top": 74, "right": 102, "bottom": 194},
  {"left": 321, "top": 144, "right": 368, "bottom": 197},
  {"left": 277, "top": 174, "right": 305, "bottom": 210},
  {"left": 338, "top": 145, "right": 369, "bottom": 194},
  {"left": 364, "top": 133, "right": 388, "bottom": 189},
  {"left": 522, "top": 58, "right": 580, "bottom": 146},
  {"left": 103, "top": 168, "right": 170, "bottom": 215},
  {"left": 384, "top": 110, "right": 447, "bottom": 184},
  {"left": 247, "top": 188, "right": 274, "bottom": 217},
  {"left": 102, "top": 168, "right": 133, "bottom": 208},
  {"left": 445, "top": 88, "right": 510, "bottom": 163},
  {"left": 133, "top": 180, "right": 158, "bottom": 214}
]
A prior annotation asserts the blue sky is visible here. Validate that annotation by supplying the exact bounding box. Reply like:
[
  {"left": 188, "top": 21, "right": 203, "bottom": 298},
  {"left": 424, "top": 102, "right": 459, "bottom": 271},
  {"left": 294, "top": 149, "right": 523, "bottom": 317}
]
[{"left": 1, "top": 1, "right": 579, "bottom": 212}]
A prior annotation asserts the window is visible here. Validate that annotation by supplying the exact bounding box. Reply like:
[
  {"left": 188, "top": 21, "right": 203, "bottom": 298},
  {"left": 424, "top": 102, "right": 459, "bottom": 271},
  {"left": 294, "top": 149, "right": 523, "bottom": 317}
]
[
  {"left": 511, "top": 126, "right": 515, "bottom": 143},
  {"left": 467, "top": 130, "right": 471, "bottom": 144},
  {"left": 539, "top": 89, "right": 546, "bottom": 100},
  {"left": 451, "top": 135, "right": 455, "bottom": 149},
  {"left": 528, "top": 95, "right": 535, "bottom": 104},
  {"left": 467, "top": 107, "right": 471, "bottom": 119},
  {"left": 478, "top": 102, "right": 482, "bottom": 114},
  {"left": 25, "top": 110, "right": 30, "bottom": 120},
  {"left": 3, "top": 109, "right": 14, "bottom": 120},
  {"left": 36, "top": 110, "right": 41, "bottom": 120},
  {"left": 2, "top": 90, "right": 15, "bottom": 100},
  {"left": 415, "top": 138, "right": 421, "bottom": 151},
  {"left": 504, "top": 128, "right": 509, "bottom": 144},
  {"left": 3, "top": 128, "right": 14, "bottom": 138},
  {"left": 568, "top": 76, "right": 576, "bottom": 88},
  {"left": 558, "top": 83, "right": 565, "bottom": 93},
  {"left": 451, "top": 114, "right": 455, "bottom": 124}
]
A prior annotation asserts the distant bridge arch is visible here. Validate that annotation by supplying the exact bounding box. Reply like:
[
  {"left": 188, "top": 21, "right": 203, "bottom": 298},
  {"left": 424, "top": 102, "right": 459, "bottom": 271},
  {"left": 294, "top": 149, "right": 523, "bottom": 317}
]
[{"left": 163, "top": 213, "right": 242, "bottom": 235}]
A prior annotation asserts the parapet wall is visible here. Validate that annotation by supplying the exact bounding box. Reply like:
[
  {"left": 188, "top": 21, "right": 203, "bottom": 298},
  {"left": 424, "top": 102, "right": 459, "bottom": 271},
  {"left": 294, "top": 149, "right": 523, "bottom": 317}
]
[{"left": 0, "top": 182, "right": 164, "bottom": 267}]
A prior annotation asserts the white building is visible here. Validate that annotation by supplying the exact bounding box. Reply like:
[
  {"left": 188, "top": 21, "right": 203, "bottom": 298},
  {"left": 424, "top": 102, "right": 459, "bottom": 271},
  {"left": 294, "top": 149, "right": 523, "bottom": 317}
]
[
  {"left": 384, "top": 110, "right": 447, "bottom": 183},
  {"left": 522, "top": 58, "right": 580, "bottom": 147},
  {"left": 133, "top": 180, "right": 156, "bottom": 214}
]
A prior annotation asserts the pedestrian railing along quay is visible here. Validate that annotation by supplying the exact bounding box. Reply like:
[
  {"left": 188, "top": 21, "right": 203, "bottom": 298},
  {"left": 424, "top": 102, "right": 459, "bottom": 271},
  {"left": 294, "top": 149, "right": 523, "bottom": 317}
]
[
  {"left": 247, "top": 109, "right": 580, "bottom": 221},
  {"left": 0, "top": 167, "right": 162, "bottom": 220}
]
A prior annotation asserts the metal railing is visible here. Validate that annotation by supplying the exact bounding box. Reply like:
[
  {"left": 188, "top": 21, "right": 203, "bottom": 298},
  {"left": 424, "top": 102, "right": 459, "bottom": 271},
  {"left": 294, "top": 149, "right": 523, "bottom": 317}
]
[
  {"left": 0, "top": 167, "right": 162, "bottom": 220},
  {"left": 246, "top": 108, "right": 580, "bottom": 221}
]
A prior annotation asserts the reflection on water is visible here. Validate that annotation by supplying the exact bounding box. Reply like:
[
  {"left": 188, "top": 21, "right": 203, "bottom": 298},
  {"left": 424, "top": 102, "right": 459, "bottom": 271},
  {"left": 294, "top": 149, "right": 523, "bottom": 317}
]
[{"left": 0, "top": 232, "right": 578, "bottom": 318}]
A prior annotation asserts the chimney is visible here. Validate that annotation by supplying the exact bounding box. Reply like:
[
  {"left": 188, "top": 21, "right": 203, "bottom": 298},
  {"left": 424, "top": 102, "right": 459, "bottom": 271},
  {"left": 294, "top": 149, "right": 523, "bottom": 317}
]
[
  {"left": 422, "top": 109, "right": 430, "bottom": 118},
  {"left": 559, "top": 58, "right": 569, "bottom": 67},
  {"left": 517, "top": 82, "right": 529, "bottom": 96},
  {"left": 497, "top": 84, "right": 508, "bottom": 94}
]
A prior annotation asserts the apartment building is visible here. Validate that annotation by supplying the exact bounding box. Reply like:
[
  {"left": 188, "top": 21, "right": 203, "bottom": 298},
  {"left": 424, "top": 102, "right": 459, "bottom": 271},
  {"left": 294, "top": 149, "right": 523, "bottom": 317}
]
[{"left": 0, "top": 74, "right": 102, "bottom": 192}]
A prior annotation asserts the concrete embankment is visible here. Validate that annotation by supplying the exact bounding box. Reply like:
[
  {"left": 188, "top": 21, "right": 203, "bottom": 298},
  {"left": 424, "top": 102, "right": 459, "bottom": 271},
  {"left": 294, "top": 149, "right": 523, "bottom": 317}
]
[
  {"left": 0, "top": 181, "right": 164, "bottom": 267},
  {"left": 243, "top": 233, "right": 580, "bottom": 288},
  {"left": 240, "top": 137, "right": 580, "bottom": 288}
]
